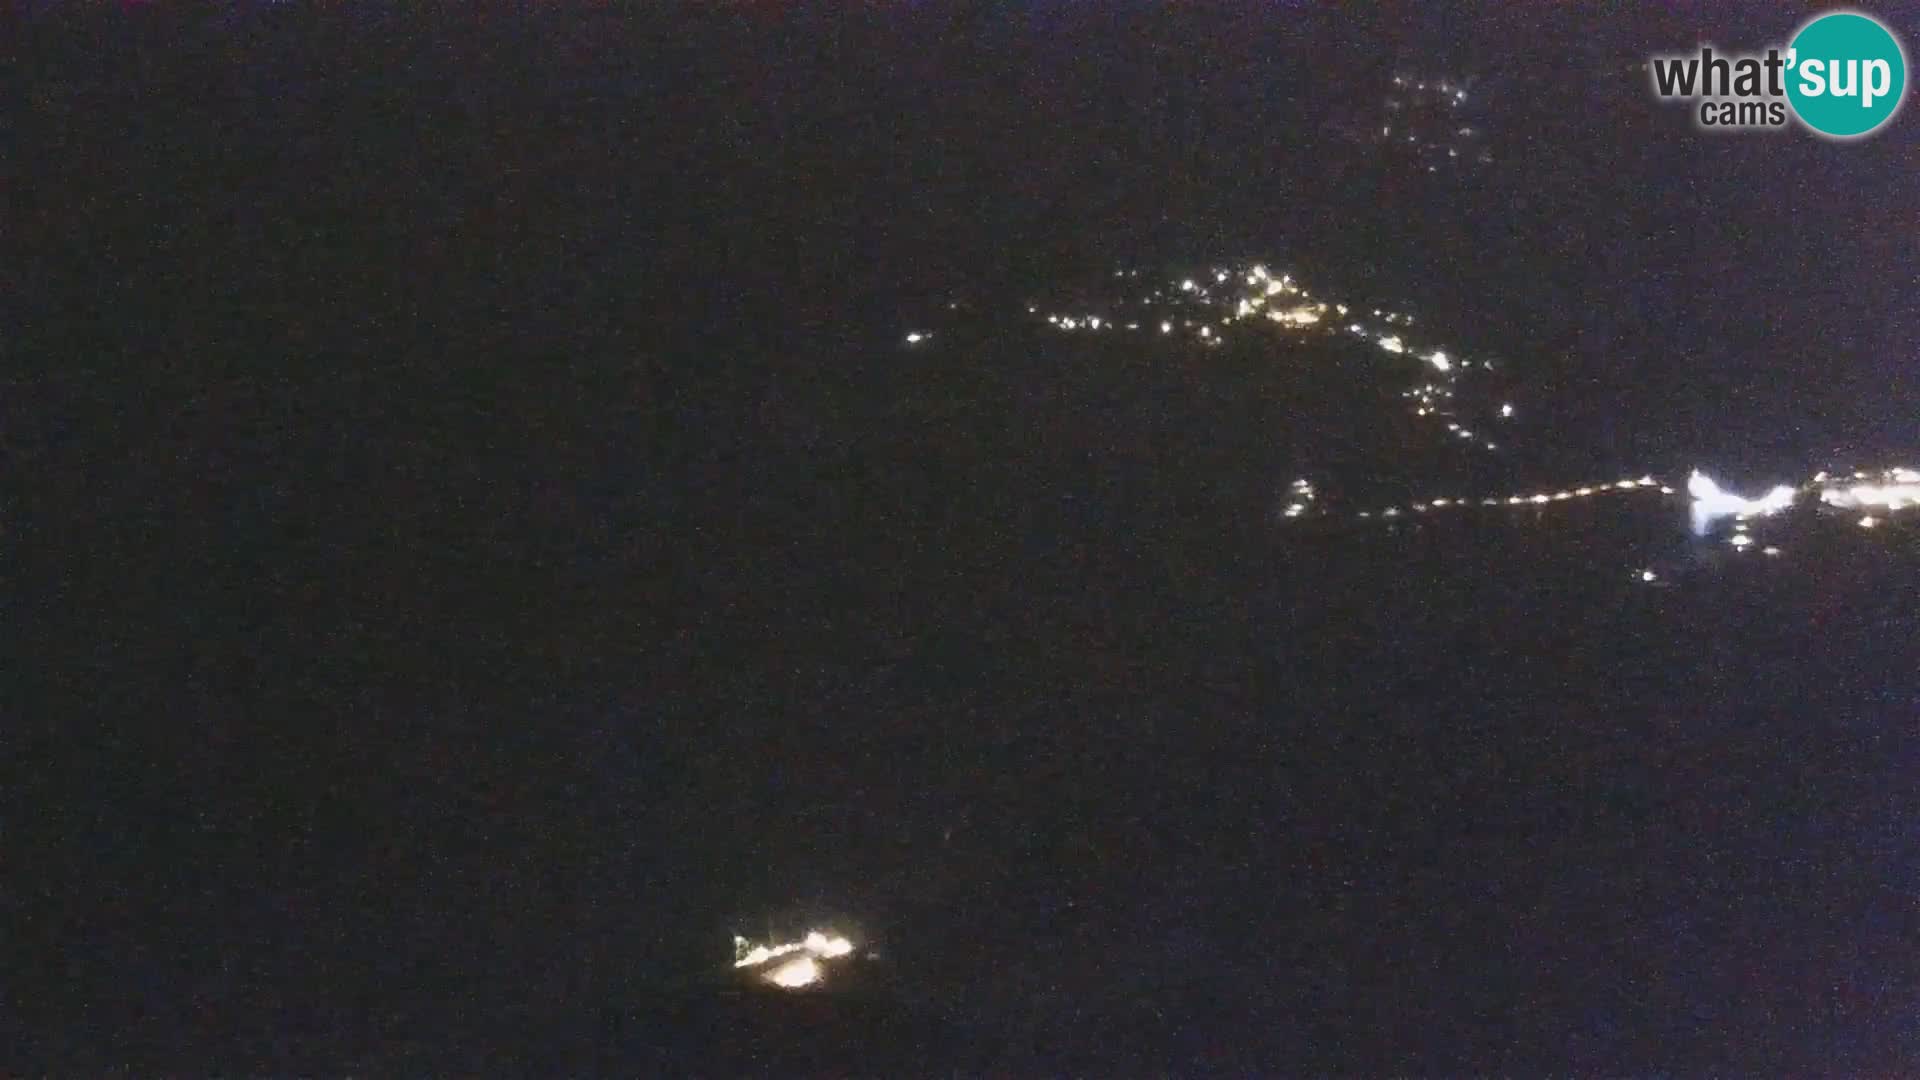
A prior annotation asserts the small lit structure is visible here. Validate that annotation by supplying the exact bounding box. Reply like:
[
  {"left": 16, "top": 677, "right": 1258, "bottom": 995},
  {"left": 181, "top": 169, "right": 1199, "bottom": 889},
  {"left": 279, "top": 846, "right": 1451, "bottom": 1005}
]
[
  {"left": 733, "top": 929, "right": 858, "bottom": 991},
  {"left": 1687, "top": 471, "right": 1796, "bottom": 537}
]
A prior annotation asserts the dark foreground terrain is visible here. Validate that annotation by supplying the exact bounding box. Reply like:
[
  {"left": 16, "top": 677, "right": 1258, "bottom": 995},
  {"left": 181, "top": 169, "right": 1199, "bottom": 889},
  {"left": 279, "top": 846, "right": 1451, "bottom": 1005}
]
[{"left": 26, "top": 301, "right": 1919, "bottom": 1072}]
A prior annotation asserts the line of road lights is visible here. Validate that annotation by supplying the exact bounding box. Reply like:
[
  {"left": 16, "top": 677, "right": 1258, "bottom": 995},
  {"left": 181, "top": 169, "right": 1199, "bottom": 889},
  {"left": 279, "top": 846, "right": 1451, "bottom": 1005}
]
[
  {"left": 1349, "top": 475, "right": 1672, "bottom": 522},
  {"left": 901, "top": 267, "right": 1917, "bottom": 569},
  {"left": 1316, "top": 466, "right": 1916, "bottom": 590}
]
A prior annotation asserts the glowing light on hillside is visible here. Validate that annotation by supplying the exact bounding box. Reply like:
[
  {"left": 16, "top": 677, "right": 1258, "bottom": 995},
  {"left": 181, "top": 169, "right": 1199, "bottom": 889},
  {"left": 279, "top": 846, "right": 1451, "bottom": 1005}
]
[
  {"left": 733, "top": 928, "right": 858, "bottom": 990},
  {"left": 1688, "top": 471, "right": 1797, "bottom": 537},
  {"left": 804, "top": 931, "right": 854, "bottom": 958},
  {"left": 1269, "top": 304, "right": 1323, "bottom": 327},
  {"left": 765, "top": 956, "right": 821, "bottom": 988}
]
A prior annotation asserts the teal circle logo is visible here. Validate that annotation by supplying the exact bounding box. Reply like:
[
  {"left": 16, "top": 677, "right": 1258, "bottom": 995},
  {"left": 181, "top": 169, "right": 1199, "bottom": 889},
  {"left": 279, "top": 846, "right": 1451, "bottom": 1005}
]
[{"left": 1786, "top": 11, "right": 1907, "bottom": 138}]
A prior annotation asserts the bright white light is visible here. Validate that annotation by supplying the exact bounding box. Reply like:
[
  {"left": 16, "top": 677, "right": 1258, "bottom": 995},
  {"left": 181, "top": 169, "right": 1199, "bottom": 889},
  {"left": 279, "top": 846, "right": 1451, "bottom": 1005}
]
[
  {"left": 1822, "top": 481, "right": 1920, "bottom": 511},
  {"left": 1860, "top": 516, "right": 1879, "bottom": 529},
  {"left": 905, "top": 332, "right": 929, "bottom": 345},
  {"left": 1378, "top": 334, "right": 1406, "bottom": 355},
  {"left": 1500, "top": 403, "right": 1514, "bottom": 418},
  {"left": 734, "top": 942, "right": 802, "bottom": 969},
  {"left": 1088, "top": 317, "right": 1102, "bottom": 330},
  {"left": 804, "top": 931, "right": 855, "bottom": 959},
  {"left": 1729, "top": 533, "right": 1753, "bottom": 549},
  {"left": 765, "top": 955, "right": 821, "bottom": 988},
  {"left": 1181, "top": 279, "right": 1197, "bottom": 292},
  {"left": 1161, "top": 321, "right": 1173, "bottom": 334},
  {"left": 1763, "top": 546, "right": 1782, "bottom": 556},
  {"left": 1427, "top": 350, "right": 1451, "bottom": 372},
  {"left": 1269, "top": 304, "right": 1323, "bottom": 327},
  {"left": 735, "top": 929, "right": 857, "bottom": 974},
  {"left": 1199, "top": 325, "right": 1212, "bottom": 339},
  {"left": 1640, "top": 569, "right": 1658, "bottom": 583},
  {"left": 1688, "top": 471, "right": 1797, "bottom": 537}
]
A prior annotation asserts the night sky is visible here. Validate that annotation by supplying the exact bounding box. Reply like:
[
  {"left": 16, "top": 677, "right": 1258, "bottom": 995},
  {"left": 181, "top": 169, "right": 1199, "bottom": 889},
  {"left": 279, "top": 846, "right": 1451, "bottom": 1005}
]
[{"left": 16, "top": 2, "right": 1920, "bottom": 1073}]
